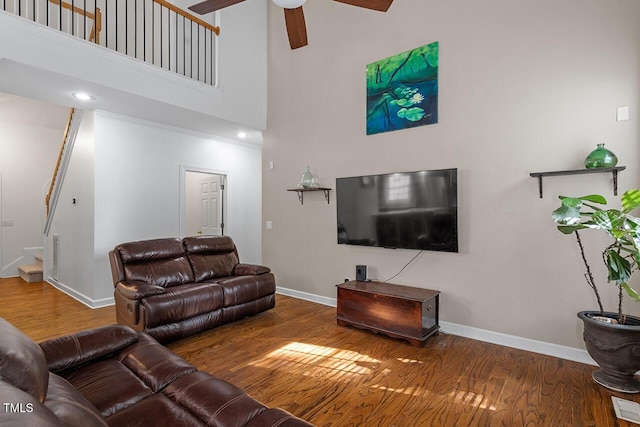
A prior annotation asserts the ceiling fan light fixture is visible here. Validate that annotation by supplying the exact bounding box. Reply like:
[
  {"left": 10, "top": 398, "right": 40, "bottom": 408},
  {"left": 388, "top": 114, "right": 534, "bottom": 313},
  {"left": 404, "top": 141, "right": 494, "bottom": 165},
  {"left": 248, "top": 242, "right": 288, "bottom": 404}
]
[{"left": 272, "top": 0, "right": 306, "bottom": 8}]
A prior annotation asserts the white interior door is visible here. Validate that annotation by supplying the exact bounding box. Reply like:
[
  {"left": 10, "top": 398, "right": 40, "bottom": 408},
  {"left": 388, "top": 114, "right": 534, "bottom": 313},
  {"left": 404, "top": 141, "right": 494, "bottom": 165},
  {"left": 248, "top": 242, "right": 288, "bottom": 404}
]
[
  {"left": 199, "top": 174, "right": 223, "bottom": 236},
  {"left": 184, "top": 171, "right": 225, "bottom": 237}
]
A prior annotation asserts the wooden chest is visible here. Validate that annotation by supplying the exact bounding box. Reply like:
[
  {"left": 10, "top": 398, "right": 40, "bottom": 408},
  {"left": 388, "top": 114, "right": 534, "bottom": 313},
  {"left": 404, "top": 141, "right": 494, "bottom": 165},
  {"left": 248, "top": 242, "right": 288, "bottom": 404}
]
[{"left": 336, "top": 280, "right": 440, "bottom": 346}]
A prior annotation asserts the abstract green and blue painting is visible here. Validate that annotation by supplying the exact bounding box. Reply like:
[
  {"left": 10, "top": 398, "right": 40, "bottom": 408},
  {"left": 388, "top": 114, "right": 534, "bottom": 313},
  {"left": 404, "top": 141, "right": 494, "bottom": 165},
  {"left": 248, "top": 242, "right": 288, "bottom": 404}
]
[{"left": 366, "top": 41, "right": 439, "bottom": 135}]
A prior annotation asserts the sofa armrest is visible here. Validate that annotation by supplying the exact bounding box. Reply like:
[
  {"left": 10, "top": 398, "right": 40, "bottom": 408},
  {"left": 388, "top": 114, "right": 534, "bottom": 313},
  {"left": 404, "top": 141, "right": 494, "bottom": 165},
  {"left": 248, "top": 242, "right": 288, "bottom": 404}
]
[
  {"left": 116, "top": 280, "right": 166, "bottom": 299},
  {"left": 233, "top": 263, "right": 271, "bottom": 276},
  {"left": 39, "top": 325, "right": 139, "bottom": 373}
]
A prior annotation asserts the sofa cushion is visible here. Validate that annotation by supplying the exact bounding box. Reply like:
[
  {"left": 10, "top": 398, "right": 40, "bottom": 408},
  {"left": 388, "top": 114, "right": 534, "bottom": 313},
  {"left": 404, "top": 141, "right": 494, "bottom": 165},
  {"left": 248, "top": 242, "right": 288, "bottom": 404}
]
[
  {"left": 145, "top": 311, "right": 225, "bottom": 344},
  {"left": 0, "top": 317, "right": 49, "bottom": 403},
  {"left": 246, "top": 408, "right": 316, "bottom": 427},
  {"left": 105, "top": 393, "right": 203, "bottom": 426},
  {"left": 115, "top": 238, "right": 194, "bottom": 288},
  {"left": 44, "top": 374, "right": 108, "bottom": 427},
  {"left": 164, "top": 370, "right": 267, "bottom": 426},
  {"left": 64, "top": 359, "right": 153, "bottom": 418},
  {"left": 214, "top": 274, "right": 276, "bottom": 307},
  {"left": 183, "top": 235, "right": 239, "bottom": 282},
  {"left": 116, "top": 333, "right": 196, "bottom": 392},
  {"left": 142, "top": 283, "right": 224, "bottom": 328}
]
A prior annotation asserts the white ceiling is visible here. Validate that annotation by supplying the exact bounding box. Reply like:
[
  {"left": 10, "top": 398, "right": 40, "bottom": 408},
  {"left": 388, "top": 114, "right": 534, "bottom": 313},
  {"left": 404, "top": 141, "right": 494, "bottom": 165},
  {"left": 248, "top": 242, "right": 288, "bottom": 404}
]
[{"left": 0, "top": 59, "right": 263, "bottom": 146}]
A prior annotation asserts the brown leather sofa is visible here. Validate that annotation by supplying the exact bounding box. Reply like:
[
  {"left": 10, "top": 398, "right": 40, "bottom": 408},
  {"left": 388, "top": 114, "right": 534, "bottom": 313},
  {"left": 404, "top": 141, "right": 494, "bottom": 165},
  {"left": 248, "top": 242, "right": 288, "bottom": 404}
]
[
  {"left": 109, "top": 235, "right": 275, "bottom": 343},
  {"left": 0, "top": 317, "right": 313, "bottom": 426}
]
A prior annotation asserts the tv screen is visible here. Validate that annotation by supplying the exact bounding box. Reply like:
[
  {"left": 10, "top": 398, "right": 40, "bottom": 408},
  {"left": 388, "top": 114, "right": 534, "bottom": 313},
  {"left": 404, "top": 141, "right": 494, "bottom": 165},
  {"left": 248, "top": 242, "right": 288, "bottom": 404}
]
[{"left": 336, "top": 168, "right": 458, "bottom": 252}]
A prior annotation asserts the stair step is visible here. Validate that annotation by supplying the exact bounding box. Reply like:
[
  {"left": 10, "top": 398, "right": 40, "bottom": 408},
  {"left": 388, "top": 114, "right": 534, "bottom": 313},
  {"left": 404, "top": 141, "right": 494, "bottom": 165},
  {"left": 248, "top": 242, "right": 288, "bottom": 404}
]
[
  {"left": 18, "top": 264, "right": 43, "bottom": 283},
  {"left": 35, "top": 254, "right": 43, "bottom": 266}
]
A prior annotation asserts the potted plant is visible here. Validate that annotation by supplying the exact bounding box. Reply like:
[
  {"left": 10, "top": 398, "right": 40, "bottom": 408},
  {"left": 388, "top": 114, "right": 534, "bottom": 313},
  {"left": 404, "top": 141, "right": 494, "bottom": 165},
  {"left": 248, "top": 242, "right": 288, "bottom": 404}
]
[{"left": 552, "top": 189, "right": 640, "bottom": 393}]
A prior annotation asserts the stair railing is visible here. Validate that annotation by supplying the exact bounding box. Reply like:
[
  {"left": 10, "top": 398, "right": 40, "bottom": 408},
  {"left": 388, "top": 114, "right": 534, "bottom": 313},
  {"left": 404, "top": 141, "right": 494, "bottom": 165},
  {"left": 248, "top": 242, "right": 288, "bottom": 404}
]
[
  {"left": 44, "top": 108, "right": 84, "bottom": 235},
  {"left": 45, "top": 107, "right": 75, "bottom": 216},
  {"left": 48, "top": 0, "right": 102, "bottom": 43},
  {"left": 2, "top": 0, "right": 219, "bottom": 86}
]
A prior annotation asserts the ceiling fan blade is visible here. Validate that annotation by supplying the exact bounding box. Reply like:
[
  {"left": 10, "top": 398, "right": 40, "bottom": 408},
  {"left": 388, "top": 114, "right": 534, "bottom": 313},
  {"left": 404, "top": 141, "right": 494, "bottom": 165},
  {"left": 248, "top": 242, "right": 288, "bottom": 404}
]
[
  {"left": 189, "top": 0, "right": 245, "bottom": 15},
  {"left": 284, "top": 7, "right": 308, "bottom": 50},
  {"left": 332, "top": 0, "right": 393, "bottom": 12}
]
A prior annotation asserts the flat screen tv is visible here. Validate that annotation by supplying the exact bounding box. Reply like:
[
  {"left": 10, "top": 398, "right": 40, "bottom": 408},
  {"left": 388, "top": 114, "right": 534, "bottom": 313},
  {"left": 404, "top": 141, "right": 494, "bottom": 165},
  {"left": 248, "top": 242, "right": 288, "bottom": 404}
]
[{"left": 336, "top": 168, "right": 458, "bottom": 252}]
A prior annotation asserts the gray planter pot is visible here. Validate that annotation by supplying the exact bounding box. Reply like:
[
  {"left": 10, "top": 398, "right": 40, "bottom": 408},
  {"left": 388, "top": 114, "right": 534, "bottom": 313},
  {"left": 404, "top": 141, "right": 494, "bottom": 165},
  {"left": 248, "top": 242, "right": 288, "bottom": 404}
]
[{"left": 579, "top": 311, "right": 640, "bottom": 393}]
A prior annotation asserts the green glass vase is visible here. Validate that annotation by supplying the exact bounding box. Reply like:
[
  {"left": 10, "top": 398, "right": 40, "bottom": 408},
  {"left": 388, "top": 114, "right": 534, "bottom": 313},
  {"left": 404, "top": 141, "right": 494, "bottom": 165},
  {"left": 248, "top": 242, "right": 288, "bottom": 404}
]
[{"left": 584, "top": 143, "right": 618, "bottom": 169}]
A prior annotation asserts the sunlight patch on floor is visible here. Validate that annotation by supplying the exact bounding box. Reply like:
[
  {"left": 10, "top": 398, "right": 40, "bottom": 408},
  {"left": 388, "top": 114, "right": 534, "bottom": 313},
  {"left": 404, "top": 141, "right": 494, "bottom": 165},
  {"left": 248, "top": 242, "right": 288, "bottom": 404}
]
[
  {"left": 450, "top": 389, "right": 497, "bottom": 411},
  {"left": 249, "top": 342, "right": 381, "bottom": 380},
  {"left": 370, "top": 383, "right": 428, "bottom": 398},
  {"left": 370, "top": 377, "right": 497, "bottom": 412},
  {"left": 397, "top": 357, "right": 424, "bottom": 364}
]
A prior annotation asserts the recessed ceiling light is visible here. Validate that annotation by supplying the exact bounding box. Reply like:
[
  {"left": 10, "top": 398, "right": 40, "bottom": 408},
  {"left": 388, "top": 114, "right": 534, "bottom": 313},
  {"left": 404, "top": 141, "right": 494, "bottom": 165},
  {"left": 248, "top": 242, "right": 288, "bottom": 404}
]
[
  {"left": 72, "top": 92, "right": 93, "bottom": 101},
  {"left": 236, "top": 131, "right": 248, "bottom": 139}
]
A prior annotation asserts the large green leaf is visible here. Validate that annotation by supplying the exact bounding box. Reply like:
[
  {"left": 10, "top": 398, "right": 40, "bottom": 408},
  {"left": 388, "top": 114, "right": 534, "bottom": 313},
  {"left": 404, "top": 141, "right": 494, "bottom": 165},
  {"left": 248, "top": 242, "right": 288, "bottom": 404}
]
[
  {"left": 591, "top": 210, "right": 614, "bottom": 229},
  {"left": 558, "top": 196, "right": 584, "bottom": 208},
  {"left": 556, "top": 224, "right": 589, "bottom": 234},
  {"left": 606, "top": 250, "right": 632, "bottom": 283},
  {"left": 622, "top": 189, "right": 640, "bottom": 214},
  {"left": 558, "top": 194, "right": 606, "bottom": 205},
  {"left": 552, "top": 205, "right": 582, "bottom": 225},
  {"left": 622, "top": 283, "right": 640, "bottom": 301},
  {"left": 576, "top": 194, "right": 608, "bottom": 204}
]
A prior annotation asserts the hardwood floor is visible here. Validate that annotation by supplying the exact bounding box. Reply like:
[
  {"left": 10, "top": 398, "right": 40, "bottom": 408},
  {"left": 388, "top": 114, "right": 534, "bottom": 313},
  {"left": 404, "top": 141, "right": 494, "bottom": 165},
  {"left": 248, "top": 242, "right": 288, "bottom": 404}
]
[{"left": 1, "top": 277, "right": 639, "bottom": 426}]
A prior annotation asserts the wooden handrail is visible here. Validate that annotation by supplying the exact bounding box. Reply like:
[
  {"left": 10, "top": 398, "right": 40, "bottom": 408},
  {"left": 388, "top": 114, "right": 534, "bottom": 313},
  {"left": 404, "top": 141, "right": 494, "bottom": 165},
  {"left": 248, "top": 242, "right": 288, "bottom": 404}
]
[
  {"left": 48, "top": 0, "right": 101, "bottom": 43},
  {"left": 46, "top": 108, "right": 75, "bottom": 216},
  {"left": 49, "top": 0, "right": 98, "bottom": 20},
  {"left": 153, "top": 0, "right": 220, "bottom": 35}
]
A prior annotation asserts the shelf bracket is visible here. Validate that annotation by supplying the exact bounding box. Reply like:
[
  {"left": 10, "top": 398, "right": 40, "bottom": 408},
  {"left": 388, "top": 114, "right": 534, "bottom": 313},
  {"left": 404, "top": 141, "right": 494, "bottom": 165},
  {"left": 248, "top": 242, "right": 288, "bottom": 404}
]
[
  {"left": 536, "top": 176, "right": 543, "bottom": 199},
  {"left": 321, "top": 189, "right": 330, "bottom": 204}
]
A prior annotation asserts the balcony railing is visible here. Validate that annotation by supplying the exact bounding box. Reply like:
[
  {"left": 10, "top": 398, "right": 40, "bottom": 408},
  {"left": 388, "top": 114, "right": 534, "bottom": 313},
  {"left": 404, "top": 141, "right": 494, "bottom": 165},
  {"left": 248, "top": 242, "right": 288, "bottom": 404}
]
[{"left": 2, "top": 0, "right": 220, "bottom": 86}]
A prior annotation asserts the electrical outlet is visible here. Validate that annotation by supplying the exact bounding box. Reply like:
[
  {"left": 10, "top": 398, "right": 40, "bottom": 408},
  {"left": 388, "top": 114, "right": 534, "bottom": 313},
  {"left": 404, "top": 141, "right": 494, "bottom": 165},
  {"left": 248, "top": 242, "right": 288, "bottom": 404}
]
[{"left": 617, "top": 106, "right": 630, "bottom": 121}]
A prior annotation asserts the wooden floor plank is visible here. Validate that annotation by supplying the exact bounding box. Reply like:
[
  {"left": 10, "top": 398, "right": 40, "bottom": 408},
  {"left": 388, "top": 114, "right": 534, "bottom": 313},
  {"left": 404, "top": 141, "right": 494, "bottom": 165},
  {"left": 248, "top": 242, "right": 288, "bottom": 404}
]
[{"left": 1, "top": 277, "right": 639, "bottom": 426}]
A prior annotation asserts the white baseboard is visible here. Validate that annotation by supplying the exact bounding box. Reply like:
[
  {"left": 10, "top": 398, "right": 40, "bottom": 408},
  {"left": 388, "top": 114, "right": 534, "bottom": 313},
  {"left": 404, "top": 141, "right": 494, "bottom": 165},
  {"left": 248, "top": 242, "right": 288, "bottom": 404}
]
[
  {"left": 47, "top": 277, "right": 115, "bottom": 309},
  {"left": 277, "top": 286, "right": 337, "bottom": 307},
  {"left": 276, "top": 286, "right": 595, "bottom": 366}
]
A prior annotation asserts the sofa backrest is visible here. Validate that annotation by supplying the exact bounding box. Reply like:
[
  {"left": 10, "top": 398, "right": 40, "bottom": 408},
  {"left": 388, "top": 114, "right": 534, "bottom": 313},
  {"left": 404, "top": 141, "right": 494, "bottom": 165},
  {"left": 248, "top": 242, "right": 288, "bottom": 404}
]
[
  {"left": 183, "top": 235, "right": 239, "bottom": 282},
  {"left": 111, "top": 238, "right": 195, "bottom": 288},
  {"left": 0, "top": 317, "right": 49, "bottom": 403},
  {"left": 0, "top": 318, "right": 108, "bottom": 427}
]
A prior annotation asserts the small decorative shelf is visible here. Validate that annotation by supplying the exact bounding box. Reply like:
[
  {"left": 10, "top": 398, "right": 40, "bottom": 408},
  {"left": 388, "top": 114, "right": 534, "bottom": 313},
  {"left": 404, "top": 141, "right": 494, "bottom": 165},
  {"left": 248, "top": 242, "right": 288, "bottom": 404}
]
[
  {"left": 529, "top": 166, "right": 626, "bottom": 198},
  {"left": 287, "top": 187, "right": 331, "bottom": 205}
]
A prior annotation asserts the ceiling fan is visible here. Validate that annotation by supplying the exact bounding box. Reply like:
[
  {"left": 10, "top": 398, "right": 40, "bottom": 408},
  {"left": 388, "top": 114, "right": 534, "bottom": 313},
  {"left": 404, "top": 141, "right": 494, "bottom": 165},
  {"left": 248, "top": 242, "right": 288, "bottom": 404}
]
[{"left": 188, "top": 0, "right": 394, "bottom": 50}]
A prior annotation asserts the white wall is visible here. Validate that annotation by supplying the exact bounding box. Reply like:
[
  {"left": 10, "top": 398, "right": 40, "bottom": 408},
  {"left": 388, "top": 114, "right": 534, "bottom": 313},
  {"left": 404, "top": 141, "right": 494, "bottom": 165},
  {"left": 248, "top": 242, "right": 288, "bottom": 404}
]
[
  {"left": 90, "top": 112, "right": 263, "bottom": 302},
  {"left": 45, "top": 111, "right": 97, "bottom": 302},
  {"left": 263, "top": 0, "right": 640, "bottom": 352},
  {"left": 0, "top": 94, "right": 68, "bottom": 277}
]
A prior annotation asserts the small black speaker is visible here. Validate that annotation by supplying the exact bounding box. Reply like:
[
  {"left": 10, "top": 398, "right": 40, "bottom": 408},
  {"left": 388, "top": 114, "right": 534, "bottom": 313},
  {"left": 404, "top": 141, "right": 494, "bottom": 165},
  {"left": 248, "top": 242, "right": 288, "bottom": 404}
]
[{"left": 356, "top": 265, "right": 367, "bottom": 281}]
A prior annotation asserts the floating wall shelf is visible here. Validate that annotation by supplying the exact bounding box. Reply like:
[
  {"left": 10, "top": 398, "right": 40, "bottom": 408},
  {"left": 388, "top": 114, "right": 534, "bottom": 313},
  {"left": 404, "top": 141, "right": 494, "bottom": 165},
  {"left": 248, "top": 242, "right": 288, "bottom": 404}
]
[
  {"left": 529, "top": 166, "right": 626, "bottom": 198},
  {"left": 287, "top": 187, "right": 331, "bottom": 205}
]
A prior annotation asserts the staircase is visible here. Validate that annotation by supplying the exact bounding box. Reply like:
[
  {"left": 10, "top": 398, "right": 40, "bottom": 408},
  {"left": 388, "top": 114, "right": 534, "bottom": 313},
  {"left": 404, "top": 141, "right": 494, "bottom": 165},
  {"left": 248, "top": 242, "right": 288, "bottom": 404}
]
[{"left": 18, "top": 254, "right": 43, "bottom": 283}]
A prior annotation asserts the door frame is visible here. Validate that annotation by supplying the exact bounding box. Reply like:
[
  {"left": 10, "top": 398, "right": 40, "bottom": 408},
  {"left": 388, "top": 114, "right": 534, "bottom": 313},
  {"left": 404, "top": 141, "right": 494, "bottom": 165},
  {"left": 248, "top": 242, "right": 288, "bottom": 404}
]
[{"left": 179, "top": 165, "right": 228, "bottom": 238}]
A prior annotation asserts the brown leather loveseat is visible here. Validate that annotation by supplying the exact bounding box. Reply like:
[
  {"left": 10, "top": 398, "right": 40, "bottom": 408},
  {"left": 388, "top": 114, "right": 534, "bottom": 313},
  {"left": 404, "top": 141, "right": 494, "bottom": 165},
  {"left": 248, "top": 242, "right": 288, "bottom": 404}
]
[
  {"left": 0, "top": 317, "right": 313, "bottom": 426},
  {"left": 109, "top": 235, "right": 275, "bottom": 343}
]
